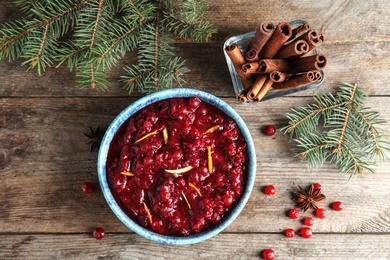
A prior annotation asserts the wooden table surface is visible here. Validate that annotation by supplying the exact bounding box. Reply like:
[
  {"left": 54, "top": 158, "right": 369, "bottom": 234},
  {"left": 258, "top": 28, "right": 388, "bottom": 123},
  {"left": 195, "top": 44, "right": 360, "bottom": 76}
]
[{"left": 1, "top": 0, "right": 390, "bottom": 259}]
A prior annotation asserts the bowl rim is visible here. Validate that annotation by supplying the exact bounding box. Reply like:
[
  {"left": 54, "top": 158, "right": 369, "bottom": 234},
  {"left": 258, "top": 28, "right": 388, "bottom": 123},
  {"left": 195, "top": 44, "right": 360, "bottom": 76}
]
[{"left": 97, "top": 88, "right": 256, "bottom": 245}]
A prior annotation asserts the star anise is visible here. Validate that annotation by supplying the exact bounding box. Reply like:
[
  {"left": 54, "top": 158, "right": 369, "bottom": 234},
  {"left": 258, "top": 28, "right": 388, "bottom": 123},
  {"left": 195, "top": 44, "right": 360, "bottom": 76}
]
[
  {"left": 293, "top": 185, "right": 326, "bottom": 212},
  {"left": 84, "top": 127, "right": 104, "bottom": 152}
]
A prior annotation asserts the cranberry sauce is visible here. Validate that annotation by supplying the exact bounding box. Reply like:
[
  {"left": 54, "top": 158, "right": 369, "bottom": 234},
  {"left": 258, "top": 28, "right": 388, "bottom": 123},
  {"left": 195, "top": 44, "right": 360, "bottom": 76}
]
[{"left": 106, "top": 97, "right": 248, "bottom": 236}]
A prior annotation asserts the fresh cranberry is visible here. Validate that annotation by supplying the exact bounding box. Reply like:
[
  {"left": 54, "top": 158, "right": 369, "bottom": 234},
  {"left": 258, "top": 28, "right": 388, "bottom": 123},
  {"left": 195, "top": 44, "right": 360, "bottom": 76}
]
[
  {"left": 263, "top": 125, "right": 276, "bottom": 136},
  {"left": 93, "top": 227, "right": 105, "bottom": 240},
  {"left": 315, "top": 208, "right": 327, "bottom": 219},
  {"left": 332, "top": 201, "right": 344, "bottom": 211},
  {"left": 262, "top": 248, "right": 275, "bottom": 260},
  {"left": 303, "top": 217, "right": 314, "bottom": 226},
  {"left": 188, "top": 97, "right": 201, "bottom": 109},
  {"left": 288, "top": 208, "right": 300, "bottom": 219},
  {"left": 264, "top": 185, "right": 276, "bottom": 196},
  {"left": 285, "top": 228, "right": 295, "bottom": 238},
  {"left": 82, "top": 182, "right": 93, "bottom": 194},
  {"left": 300, "top": 227, "right": 312, "bottom": 239},
  {"left": 222, "top": 189, "right": 235, "bottom": 206},
  {"left": 312, "top": 183, "right": 322, "bottom": 191}
]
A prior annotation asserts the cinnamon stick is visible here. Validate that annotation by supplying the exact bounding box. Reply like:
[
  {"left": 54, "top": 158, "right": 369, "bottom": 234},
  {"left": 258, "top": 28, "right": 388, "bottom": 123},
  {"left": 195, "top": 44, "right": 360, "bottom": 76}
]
[
  {"left": 236, "top": 90, "right": 249, "bottom": 103},
  {"left": 272, "top": 71, "right": 317, "bottom": 90},
  {"left": 225, "top": 44, "right": 255, "bottom": 88},
  {"left": 247, "top": 75, "right": 267, "bottom": 101},
  {"left": 258, "top": 22, "right": 292, "bottom": 59},
  {"left": 295, "top": 29, "right": 324, "bottom": 53},
  {"left": 289, "top": 23, "right": 310, "bottom": 40},
  {"left": 258, "top": 59, "right": 290, "bottom": 74},
  {"left": 242, "top": 62, "right": 260, "bottom": 74},
  {"left": 255, "top": 77, "right": 274, "bottom": 101},
  {"left": 313, "top": 70, "right": 323, "bottom": 82},
  {"left": 245, "top": 21, "right": 274, "bottom": 62},
  {"left": 270, "top": 71, "right": 289, "bottom": 82},
  {"left": 289, "top": 54, "right": 327, "bottom": 73},
  {"left": 274, "top": 39, "right": 309, "bottom": 59}
]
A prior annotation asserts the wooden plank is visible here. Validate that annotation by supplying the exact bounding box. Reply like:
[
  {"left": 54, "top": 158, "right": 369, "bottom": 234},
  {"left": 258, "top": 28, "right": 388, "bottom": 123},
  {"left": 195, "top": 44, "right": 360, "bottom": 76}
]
[
  {"left": 2, "top": 41, "right": 390, "bottom": 97},
  {"left": 206, "top": 0, "right": 390, "bottom": 43},
  {"left": 1, "top": 233, "right": 390, "bottom": 259},
  {"left": 1, "top": 97, "right": 390, "bottom": 233},
  {"left": 1, "top": 1, "right": 390, "bottom": 98},
  {"left": 2, "top": 0, "right": 390, "bottom": 43}
]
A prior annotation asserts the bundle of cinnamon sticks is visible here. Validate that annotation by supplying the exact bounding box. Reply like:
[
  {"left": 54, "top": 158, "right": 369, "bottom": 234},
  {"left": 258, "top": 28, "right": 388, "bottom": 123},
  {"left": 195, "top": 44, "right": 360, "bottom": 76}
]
[{"left": 225, "top": 21, "right": 327, "bottom": 103}]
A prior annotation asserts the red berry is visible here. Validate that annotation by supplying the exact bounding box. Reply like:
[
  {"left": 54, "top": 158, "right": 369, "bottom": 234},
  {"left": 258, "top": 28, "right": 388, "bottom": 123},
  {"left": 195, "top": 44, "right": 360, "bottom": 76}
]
[
  {"left": 264, "top": 185, "right": 276, "bottom": 196},
  {"left": 303, "top": 217, "right": 314, "bottom": 226},
  {"left": 300, "top": 227, "right": 312, "bottom": 239},
  {"left": 332, "top": 201, "right": 344, "bottom": 211},
  {"left": 315, "top": 208, "right": 327, "bottom": 219},
  {"left": 262, "top": 248, "right": 275, "bottom": 260},
  {"left": 93, "top": 227, "right": 105, "bottom": 240},
  {"left": 264, "top": 125, "right": 276, "bottom": 136},
  {"left": 285, "top": 228, "right": 295, "bottom": 238},
  {"left": 312, "top": 183, "right": 322, "bottom": 191},
  {"left": 288, "top": 208, "right": 300, "bottom": 219},
  {"left": 82, "top": 182, "right": 93, "bottom": 194}
]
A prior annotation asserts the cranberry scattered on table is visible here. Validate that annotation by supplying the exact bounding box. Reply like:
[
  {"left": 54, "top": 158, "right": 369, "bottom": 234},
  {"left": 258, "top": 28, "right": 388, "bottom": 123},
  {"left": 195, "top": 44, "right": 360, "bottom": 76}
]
[
  {"left": 315, "top": 208, "right": 327, "bottom": 219},
  {"left": 300, "top": 227, "right": 312, "bottom": 239},
  {"left": 285, "top": 228, "right": 295, "bottom": 238},
  {"left": 81, "top": 182, "right": 93, "bottom": 194},
  {"left": 263, "top": 125, "right": 276, "bottom": 136},
  {"left": 312, "top": 183, "right": 322, "bottom": 191},
  {"left": 303, "top": 217, "right": 314, "bottom": 226},
  {"left": 93, "top": 227, "right": 105, "bottom": 240},
  {"left": 264, "top": 184, "right": 276, "bottom": 195},
  {"left": 106, "top": 98, "right": 248, "bottom": 236},
  {"left": 262, "top": 248, "right": 276, "bottom": 260},
  {"left": 332, "top": 201, "right": 344, "bottom": 211},
  {"left": 288, "top": 208, "right": 300, "bottom": 219}
]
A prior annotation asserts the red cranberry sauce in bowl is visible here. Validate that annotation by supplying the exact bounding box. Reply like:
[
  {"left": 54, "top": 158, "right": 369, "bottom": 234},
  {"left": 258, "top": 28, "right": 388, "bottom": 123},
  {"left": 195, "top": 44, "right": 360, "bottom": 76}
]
[{"left": 106, "top": 97, "right": 248, "bottom": 237}]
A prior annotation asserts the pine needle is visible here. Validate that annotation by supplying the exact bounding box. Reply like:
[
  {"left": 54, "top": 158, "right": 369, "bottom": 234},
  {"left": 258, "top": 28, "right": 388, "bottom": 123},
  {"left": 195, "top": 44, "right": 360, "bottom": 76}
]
[
  {"left": 0, "top": 0, "right": 217, "bottom": 92},
  {"left": 281, "top": 83, "right": 390, "bottom": 176}
]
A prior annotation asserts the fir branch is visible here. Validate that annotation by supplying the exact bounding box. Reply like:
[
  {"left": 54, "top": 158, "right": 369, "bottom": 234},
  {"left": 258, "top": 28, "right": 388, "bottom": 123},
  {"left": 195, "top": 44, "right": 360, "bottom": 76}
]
[
  {"left": 0, "top": 0, "right": 216, "bottom": 93},
  {"left": 163, "top": 11, "right": 216, "bottom": 42},
  {"left": 354, "top": 108, "right": 381, "bottom": 155},
  {"left": 282, "top": 103, "right": 344, "bottom": 139},
  {"left": 153, "top": 0, "right": 163, "bottom": 92},
  {"left": 90, "top": 0, "right": 105, "bottom": 49},
  {"left": 282, "top": 82, "right": 389, "bottom": 176},
  {"left": 0, "top": 0, "right": 90, "bottom": 62},
  {"left": 56, "top": 45, "right": 89, "bottom": 70},
  {"left": 127, "top": 0, "right": 145, "bottom": 20}
]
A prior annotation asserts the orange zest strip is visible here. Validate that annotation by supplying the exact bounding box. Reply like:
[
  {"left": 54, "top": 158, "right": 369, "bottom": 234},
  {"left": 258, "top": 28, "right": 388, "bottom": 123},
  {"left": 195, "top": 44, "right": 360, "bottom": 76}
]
[
  {"left": 181, "top": 191, "right": 191, "bottom": 210},
  {"left": 120, "top": 171, "right": 135, "bottom": 177},
  {"left": 205, "top": 125, "right": 221, "bottom": 134},
  {"left": 207, "top": 146, "right": 213, "bottom": 174},
  {"left": 165, "top": 165, "right": 193, "bottom": 174},
  {"left": 162, "top": 127, "right": 168, "bottom": 144},
  {"left": 143, "top": 202, "right": 153, "bottom": 224},
  {"left": 189, "top": 182, "right": 202, "bottom": 197},
  {"left": 134, "top": 130, "right": 157, "bottom": 143}
]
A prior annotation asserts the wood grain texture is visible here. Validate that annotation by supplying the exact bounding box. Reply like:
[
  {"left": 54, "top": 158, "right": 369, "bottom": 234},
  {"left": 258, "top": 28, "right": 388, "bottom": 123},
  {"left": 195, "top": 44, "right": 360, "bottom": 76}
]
[
  {"left": 2, "top": 0, "right": 390, "bottom": 259},
  {"left": 1, "top": 233, "right": 390, "bottom": 259},
  {"left": 2, "top": 1, "right": 390, "bottom": 98},
  {"left": 1, "top": 97, "right": 390, "bottom": 234}
]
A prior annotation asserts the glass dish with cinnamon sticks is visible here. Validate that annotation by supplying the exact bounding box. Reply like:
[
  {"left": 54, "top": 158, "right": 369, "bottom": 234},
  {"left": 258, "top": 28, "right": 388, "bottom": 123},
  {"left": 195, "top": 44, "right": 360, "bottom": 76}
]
[{"left": 223, "top": 20, "right": 326, "bottom": 103}]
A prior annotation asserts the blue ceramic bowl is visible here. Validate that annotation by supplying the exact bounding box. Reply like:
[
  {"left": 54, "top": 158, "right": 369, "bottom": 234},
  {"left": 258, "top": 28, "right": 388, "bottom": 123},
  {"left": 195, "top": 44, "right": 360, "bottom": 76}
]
[{"left": 97, "top": 88, "right": 256, "bottom": 245}]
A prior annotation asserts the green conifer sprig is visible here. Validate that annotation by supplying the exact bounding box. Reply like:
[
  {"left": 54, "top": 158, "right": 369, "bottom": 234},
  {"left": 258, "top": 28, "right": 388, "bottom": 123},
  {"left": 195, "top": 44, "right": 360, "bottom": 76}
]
[
  {"left": 280, "top": 83, "right": 389, "bottom": 176},
  {"left": 0, "top": 0, "right": 217, "bottom": 93}
]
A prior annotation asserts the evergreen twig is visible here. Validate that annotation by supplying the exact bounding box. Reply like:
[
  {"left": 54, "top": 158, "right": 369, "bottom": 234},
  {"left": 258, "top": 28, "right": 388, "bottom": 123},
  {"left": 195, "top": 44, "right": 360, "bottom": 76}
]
[
  {"left": 0, "top": 0, "right": 217, "bottom": 93},
  {"left": 281, "top": 83, "right": 390, "bottom": 176}
]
